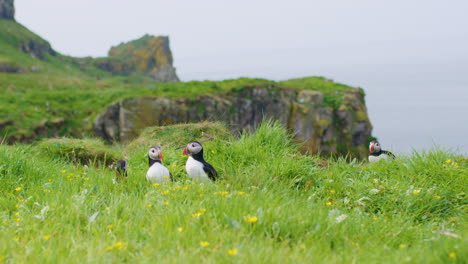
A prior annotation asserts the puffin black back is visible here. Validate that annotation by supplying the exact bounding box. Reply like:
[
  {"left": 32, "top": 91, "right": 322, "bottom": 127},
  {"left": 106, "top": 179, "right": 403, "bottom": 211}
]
[{"left": 115, "top": 160, "right": 128, "bottom": 180}]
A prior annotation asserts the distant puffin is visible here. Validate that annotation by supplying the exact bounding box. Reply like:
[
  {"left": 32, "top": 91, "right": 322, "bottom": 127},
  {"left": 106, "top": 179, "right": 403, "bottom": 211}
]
[
  {"left": 114, "top": 160, "right": 128, "bottom": 183},
  {"left": 146, "top": 146, "right": 172, "bottom": 183},
  {"left": 183, "top": 141, "right": 218, "bottom": 182},
  {"left": 369, "top": 141, "right": 396, "bottom": 163}
]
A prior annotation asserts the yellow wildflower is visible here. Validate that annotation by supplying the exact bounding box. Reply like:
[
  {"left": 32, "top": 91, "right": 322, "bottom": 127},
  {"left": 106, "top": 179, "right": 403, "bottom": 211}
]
[
  {"left": 113, "top": 241, "right": 125, "bottom": 250},
  {"left": 163, "top": 190, "right": 170, "bottom": 195},
  {"left": 399, "top": 244, "right": 407, "bottom": 248},
  {"left": 434, "top": 195, "right": 442, "bottom": 200},
  {"left": 84, "top": 177, "right": 89, "bottom": 181},
  {"left": 244, "top": 215, "right": 258, "bottom": 223},
  {"left": 214, "top": 191, "right": 229, "bottom": 197},
  {"left": 237, "top": 191, "right": 245, "bottom": 195},
  {"left": 15, "top": 218, "right": 21, "bottom": 222},
  {"left": 449, "top": 252, "right": 456, "bottom": 259},
  {"left": 107, "top": 241, "right": 125, "bottom": 250},
  {"left": 372, "top": 217, "right": 378, "bottom": 221},
  {"left": 326, "top": 201, "right": 332, "bottom": 206},
  {"left": 199, "top": 208, "right": 207, "bottom": 214},
  {"left": 177, "top": 227, "right": 184, "bottom": 233},
  {"left": 61, "top": 170, "right": 66, "bottom": 173},
  {"left": 192, "top": 212, "right": 202, "bottom": 218},
  {"left": 413, "top": 190, "right": 421, "bottom": 195},
  {"left": 227, "top": 248, "right": 238, "bottom": 256},
  {"left": 15, "top": 187, "right": 22, "bottom": 191},
  {"left": 163, "top": 176, "right": 169, "bottom": 180},
  {"left": 43, "top": 235, "right": 51, "bottom": 241},
  {"left": 445, "top": 159, "right": 451, "bottom": 164},
  {"left": 48, "top": 179, "right": 53, "bottom": 182},
  {"left": 153, "top": 183, "right": 160, "bottom": 187},
  {"left": 145, "top": 204, "right": 152, "bottom": 208},
  {"left": 15, "top": 204, "right": 20, "bottom": 209},
  {"left": 200, "top": 241, "right": 209, "bottom": 247},
  {"left": 13, "top": 237, "right": 19, "bottom": 242},
  {"left": 163, "top": 201, "right": 169, "bottom": 206},
  {"left": 330, "top": 190, "right": 336, "bottom": 194},
  {"left": 14, "top": 212, "right": 19, "bottom": 217},
  {"left": 107, "top": 224, "right": 113, "bottom": 229}
]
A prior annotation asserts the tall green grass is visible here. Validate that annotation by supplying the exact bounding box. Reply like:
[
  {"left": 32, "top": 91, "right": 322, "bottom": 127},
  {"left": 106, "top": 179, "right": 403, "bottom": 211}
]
[{"left": 0, "top": 122, "right": 466, "bottom": 263}]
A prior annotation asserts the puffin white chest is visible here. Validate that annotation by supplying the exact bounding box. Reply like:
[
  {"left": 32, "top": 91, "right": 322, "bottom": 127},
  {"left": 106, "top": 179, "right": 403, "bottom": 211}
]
[
  {"left": 146, "top": 162, "right": 170, "bottom": 183},
  {"left": 186, "top": 156, "right": 209, "bottom": 182},
  {"left": 369, "top": 154, "right": 389, "bottom": 163}
]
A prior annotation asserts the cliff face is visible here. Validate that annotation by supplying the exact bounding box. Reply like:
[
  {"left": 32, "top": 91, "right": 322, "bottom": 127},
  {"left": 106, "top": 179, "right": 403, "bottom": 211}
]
[
  {"left": 94, "top": 35, "right": 179, "bottom": 82},
  {"left": 94, "top": 85, "right": 372, "bottom": 158},
  {"left": 0, "top": 0, "right": 14, "bottom": 20}
]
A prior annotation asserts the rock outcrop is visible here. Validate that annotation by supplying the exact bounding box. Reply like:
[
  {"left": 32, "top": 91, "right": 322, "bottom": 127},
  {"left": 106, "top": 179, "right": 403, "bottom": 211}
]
[
  {"left": 94, "top": 85, "right": 372, "bottom": 158},
  {"left": 0, "top": 0, "right": 14, "bottom": 20},
  {"left": 20, "top": 39, "right": 56, "bottom": 60},
  {"left": 94, "top": 35, "right": 179, "bottom": 82}
]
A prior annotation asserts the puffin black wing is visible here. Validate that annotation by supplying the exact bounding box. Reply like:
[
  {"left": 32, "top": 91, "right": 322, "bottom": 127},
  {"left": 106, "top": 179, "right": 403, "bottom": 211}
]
[
  {"left": 382, "top": 150, "right": 396, "bottom": 159},
  {"left": 202, "top": 162, "right": 218, "bottom": 181}
]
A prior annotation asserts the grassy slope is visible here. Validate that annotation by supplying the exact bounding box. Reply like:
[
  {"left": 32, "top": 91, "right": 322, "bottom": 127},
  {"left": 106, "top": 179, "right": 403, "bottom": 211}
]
[
  {"left": 0, "top": 122, "right": 466, "bottom": 263},
  {"left": 0, "top": 21, "right": 356, "bottom": 141}
]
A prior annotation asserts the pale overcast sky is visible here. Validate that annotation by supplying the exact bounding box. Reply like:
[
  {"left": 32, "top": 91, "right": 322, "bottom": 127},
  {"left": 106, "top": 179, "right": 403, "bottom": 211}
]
[{"left": 16, "top": 0, "right": 468, "bottom": 81}]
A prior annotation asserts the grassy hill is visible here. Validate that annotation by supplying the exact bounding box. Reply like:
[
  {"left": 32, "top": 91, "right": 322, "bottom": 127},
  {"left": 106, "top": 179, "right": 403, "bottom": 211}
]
[
  {"left": 0, "top": 19, "right": 358, "bottom": 143},
  {"left": 0, "top": 122, "right": 466, "bottom": 263}
]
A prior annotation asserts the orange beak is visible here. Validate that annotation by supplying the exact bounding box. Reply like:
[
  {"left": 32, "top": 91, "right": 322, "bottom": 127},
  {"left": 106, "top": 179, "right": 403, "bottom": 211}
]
[
  {"left": 183, "top": 146, "right": 188, "bottom": 156},
  {"left": 370, "top": 144, "right": 374, "bottom": 153},
  {"left": 159, "top": 151, "right": 164, "bottom": 161}
]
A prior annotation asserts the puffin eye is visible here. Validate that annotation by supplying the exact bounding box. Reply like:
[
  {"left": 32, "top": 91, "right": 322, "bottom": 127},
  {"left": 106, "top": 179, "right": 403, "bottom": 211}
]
[{"left": 192, "top": 144, "right": 195, "bottom": 147}]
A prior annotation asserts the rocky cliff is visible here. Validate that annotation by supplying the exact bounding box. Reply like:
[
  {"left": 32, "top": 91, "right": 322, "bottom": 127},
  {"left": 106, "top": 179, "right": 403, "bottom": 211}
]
[
  {"left": 94, "top": 35, "right": 179, "bottom": 82},
  {"left": 0, "top": 0, "right": 14, "bottom": 20},
  {"left": 94, "top": 84, "right": 372, "bottom": 158}
]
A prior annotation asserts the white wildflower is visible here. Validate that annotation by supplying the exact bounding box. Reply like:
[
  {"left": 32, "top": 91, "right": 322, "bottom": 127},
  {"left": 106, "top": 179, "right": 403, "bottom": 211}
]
[
  {"left": 335, "top": 214, "right": 348, "bottom": 224},
  {"left": 356, "top": 197, "right": 372, "bottom": 207}
]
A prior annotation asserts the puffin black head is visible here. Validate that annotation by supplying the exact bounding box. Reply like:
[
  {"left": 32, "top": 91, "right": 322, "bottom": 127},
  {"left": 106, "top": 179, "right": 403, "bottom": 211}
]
[
  {"left": 148, "top": 146, "right": 164, "bottom": 161},
  {"left": 183, "top": 141, "right": 203, "bottom": 156},
  {"left": 115, "top": 160, "right": 128, "bottom": 179},
  {"left": 369, "top": 141, "right": 381, "bottom": 154}
]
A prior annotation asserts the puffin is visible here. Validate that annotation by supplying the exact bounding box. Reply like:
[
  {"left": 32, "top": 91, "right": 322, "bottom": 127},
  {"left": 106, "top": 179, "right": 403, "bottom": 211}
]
[
  {"left": 183, "top": 141, "right": 218, "bottom": 182},
  {"left": 146, "top": 146, "right": 172, "bottom": 183},
  {"left": 114, "top": 160, "right": 128, "bottom": 183},
  {"left": 368, "top": 141, "right": 396, "bottom": 163}
]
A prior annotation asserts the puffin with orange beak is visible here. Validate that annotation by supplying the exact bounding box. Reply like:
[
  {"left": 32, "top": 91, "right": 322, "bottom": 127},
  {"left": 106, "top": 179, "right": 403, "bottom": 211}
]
[
  {"left": 369, "top": 141, "right": 396, "bottom": 163},
  {"left": 146, "top": 146, "right": 172, "bottom": 183},
  {"left": 183, "top": 141, "right": 218, "bottom": 182}
]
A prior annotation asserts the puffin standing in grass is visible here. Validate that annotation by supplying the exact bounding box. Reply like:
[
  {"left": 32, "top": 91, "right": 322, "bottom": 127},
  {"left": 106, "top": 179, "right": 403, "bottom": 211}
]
[
  {"left": 146, "top": 146, "right": 172, "bottom": 183},
  {"left": 183, "top": 141, "right": 218, "bottom": 182},
  {"left": 113, "top": 160, "right": 128, "bottom": 183},
  {"left": 369, "top": 141, "right": 396, "bottom": 163}
]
